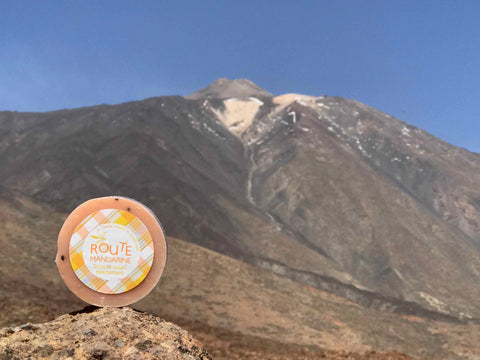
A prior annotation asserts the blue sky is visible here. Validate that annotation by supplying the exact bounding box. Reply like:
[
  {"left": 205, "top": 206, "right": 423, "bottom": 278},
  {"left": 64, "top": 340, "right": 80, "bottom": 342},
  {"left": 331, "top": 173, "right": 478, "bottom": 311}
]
[{"left": 1, "top": 1, "right": 479, "bottom": 152}]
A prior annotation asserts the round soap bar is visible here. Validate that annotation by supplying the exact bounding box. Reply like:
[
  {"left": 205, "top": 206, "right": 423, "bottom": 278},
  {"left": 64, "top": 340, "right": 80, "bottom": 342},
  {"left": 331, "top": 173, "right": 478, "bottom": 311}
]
[{"left": 56, "top": 196, "right": 167, "bottom": 307}]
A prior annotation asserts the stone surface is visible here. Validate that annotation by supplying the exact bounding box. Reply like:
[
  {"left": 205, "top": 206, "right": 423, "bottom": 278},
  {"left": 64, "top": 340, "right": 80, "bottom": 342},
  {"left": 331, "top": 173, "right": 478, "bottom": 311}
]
[{"left": 0, "top": 307, "right": 211, "bottom": 360}]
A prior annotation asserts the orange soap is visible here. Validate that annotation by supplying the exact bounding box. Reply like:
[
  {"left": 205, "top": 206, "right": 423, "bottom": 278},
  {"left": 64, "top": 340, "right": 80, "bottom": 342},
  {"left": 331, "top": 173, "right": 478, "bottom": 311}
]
[{"left": 56, "top": 196, "right": 167, "bottom": 307}]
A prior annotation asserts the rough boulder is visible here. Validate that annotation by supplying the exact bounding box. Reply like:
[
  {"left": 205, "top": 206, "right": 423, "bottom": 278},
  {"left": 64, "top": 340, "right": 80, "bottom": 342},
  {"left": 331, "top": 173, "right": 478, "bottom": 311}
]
[{"left": 0, "top": 306, "right": 212, "bottom": 360}]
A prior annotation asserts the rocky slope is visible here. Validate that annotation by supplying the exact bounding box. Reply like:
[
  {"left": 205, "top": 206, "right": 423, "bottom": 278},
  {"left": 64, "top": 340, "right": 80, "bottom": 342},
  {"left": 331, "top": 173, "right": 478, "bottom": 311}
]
[
  {"left": 1, "top": 192, "right": 480, "bottom": 359},
  {"left": 0, "top": 307, "right": 211, "bottom": 360}
]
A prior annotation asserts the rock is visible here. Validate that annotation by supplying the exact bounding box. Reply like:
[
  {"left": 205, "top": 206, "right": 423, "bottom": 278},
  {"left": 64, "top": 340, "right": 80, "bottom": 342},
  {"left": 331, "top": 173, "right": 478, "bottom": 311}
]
[
  {"left": 84, "top": 328, "right": 98, "bottom": 336},
  {"left": 0, "top": 307, "right": 212, "bottom": 359},
  {"left": 19, "top": 323, "right": 38, "bottom": 331},
  {"left": 113, "top": 338, "right": 124, "bottom": 348}
]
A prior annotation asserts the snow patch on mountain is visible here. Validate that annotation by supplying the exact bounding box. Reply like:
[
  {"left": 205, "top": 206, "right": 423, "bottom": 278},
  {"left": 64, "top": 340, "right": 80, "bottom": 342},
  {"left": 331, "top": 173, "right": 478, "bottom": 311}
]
[
  {"left": 211, "top": 97, "right": 264, "bottom": 136},
  {"left": 273, "top": 94, "right": 318, "bottom": 112}
]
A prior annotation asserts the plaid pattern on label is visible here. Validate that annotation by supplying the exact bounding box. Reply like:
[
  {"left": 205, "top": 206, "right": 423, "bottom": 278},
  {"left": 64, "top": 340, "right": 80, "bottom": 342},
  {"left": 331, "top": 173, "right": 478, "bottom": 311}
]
[{"left": 69, "top": 208, "right": 154, "bottom": 294}]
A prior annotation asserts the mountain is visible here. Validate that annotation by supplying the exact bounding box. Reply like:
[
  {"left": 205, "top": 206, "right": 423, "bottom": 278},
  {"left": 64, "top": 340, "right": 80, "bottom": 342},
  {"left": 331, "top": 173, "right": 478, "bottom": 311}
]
[{"left": 2, "top": 78, "right": 480, "bottom": 358}]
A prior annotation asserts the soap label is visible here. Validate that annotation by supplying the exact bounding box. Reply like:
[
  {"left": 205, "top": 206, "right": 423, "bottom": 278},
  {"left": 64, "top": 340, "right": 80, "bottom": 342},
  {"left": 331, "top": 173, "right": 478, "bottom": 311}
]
[{"left": 69, "top": 209, "right": 154, "bottom": 294}]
